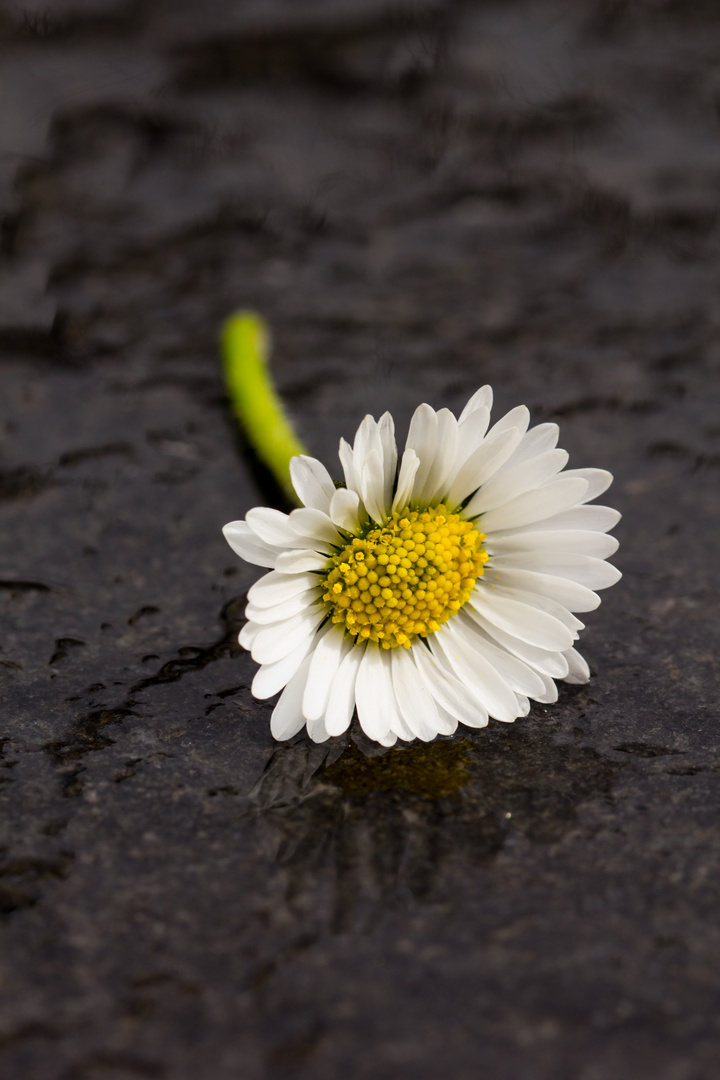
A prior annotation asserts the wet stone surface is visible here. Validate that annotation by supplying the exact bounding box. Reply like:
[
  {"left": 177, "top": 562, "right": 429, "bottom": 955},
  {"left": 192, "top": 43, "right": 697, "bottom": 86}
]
[{"left": 1, "top": 1, "right": 720, "bottom": 1077}]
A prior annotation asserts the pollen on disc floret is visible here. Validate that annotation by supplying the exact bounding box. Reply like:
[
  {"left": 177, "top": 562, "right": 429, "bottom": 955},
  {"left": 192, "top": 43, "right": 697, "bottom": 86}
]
[{"left": 321, "top": 503, "right": 488, "bottom": 649}]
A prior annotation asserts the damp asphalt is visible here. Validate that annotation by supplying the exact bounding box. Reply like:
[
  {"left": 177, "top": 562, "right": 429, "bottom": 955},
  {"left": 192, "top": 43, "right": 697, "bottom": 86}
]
[{"left": 1, "top": 2, "right": 720, "bottom": 1078}]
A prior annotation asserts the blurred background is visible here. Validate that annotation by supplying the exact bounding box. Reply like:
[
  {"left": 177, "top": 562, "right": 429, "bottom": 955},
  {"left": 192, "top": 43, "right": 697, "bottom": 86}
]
[{"left": 1, "top": 1, "right": 720, "bottom": 1078}]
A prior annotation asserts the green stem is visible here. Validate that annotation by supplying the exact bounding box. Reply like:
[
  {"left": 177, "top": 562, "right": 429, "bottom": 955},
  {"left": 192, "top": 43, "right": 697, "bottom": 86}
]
[{"left": 221, "top": 312, "right": 308, "bottom": 503}]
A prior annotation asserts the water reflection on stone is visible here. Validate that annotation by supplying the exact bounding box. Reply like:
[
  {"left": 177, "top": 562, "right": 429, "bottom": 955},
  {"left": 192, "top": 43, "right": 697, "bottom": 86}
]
[{"left": 250, "top": 722, "right": 618, "bottom": 931}]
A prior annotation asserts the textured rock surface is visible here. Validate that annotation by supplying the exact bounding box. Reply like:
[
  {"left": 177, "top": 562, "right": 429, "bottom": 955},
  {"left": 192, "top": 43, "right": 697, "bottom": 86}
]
[{"left": 1, "top": 2, "right": 720, "bottom": 1077}]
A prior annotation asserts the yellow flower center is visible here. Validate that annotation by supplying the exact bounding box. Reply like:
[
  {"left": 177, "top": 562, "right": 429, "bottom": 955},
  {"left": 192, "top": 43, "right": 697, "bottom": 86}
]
[{"left": 321, "top": 504, "right": 488, "bottom": 650}]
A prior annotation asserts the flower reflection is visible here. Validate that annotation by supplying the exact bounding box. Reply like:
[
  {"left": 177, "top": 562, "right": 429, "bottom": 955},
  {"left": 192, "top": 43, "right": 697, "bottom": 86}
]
[{"left": 249, "top": 719, "right": 618, "bottom": 932}]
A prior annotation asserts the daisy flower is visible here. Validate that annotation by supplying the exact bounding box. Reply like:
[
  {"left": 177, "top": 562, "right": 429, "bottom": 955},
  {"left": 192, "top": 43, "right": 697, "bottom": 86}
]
[{"left": 223, "top": 386, "right": 621, "bottom": 746}]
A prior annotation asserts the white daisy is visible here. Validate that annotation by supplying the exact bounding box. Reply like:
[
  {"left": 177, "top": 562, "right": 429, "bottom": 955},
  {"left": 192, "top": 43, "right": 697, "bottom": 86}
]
[{"left": 223, "top": 386, "right": 621, "bottom": 746}]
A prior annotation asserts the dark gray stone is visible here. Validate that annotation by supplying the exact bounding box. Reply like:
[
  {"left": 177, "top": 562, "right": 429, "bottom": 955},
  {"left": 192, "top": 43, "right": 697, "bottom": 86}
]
[{"left": 1, "top": 1, "right": 719, "bottom": 1077}]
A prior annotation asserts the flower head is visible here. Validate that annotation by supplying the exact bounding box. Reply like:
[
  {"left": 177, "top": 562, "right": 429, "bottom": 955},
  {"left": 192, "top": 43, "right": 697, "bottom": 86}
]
[{"left": 223, "top": 386, "right": 621, "bottom": 745}]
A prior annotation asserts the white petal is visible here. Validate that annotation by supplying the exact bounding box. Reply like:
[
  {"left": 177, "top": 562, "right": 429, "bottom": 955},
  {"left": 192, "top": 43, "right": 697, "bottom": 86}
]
[
  {"left": 245, "top": 506, "right": 297, "bottom": 547},
  {"left": 418, "top": 408, "right": 459, "bottom": 504},
  {"left": 289, "top": 455, "right": 336, "bottom": 512},
  {"left": 412, "top": 644, "right": 489, "bottom": 729},
  {"left": 488, "top": 529, "right": 619, "bottom": 559},
  {"left": 431, "top": 622, "right": 521, "bottom": 723},
  {"left": 248, "top": 570, "right": 320, "bottom": 607},
  {"left": 338, "top": 437, "right": 359, "bottom": 494},
  {"left": 252, "top": 632, "right": 318, "bottom": 699},
  {"left": 468, "top": 449, "right": 569, "bottom": 515},
  {"left": 494, "top": 422, "right": 560, "bottom": 475},
  {"left": 454, "top": 405, "right": 491, "bottom": 469},
  {"left": 246, "top": 507, "right": 332, "bottom": 552},
  {"left": 531, "top": 671, "right": 559, "bottom": 703},
  {"left": 375, "top": 647, "right": 407, "bottom": 739},
  {"left": 487, "top": 404, "right": 530, "bottom": 440},
  {"left": 489, "top": 583, "right": 585, "bottom": 634},
  {"left": 306, "top": 714, "right": 331, "bottom": 743},
  {"left": 389, "top": 709, "right": 416, "bottom": 742},
  {"left": 355, "top": 647, "right": 397, "bottom": 742},
  {"left": 392, "top": 450, "right": 420, "bottom": 513},
  {"left": 489, "top": 552, "right": 622, "bottom": 590},
  {"left": 562, "top": 468, "right": 613, "bottom": 503},
  {"left": 360, "top": 449, "right": 387, "bottom": 524},
  {"left": 275, "top": 548, "right": 329, "bottom": 573},
  {"left": 353, "top": 414, "right": 383, "bottom": 464},
  {"left": 270, "top": 654, "right": 313, "bottom": 740},
  {"left": 405, "top": 403, "right": 438, "bottom": 503},
  {"left": 433, "top": 706, "right": 459, "bottom": 736},
  {"left": 475, "top": 476, "right": 589, "bottom": 532},
  {"left": 563, "top": 647, "right": 591, "bottom": 684},
  {"left": 325, "top": 643, "right": 365, "bottom": 736},
  {"left": 454, "top": 614, "right": 548, "bottom": 698},
  {"left": 251, "top": 605, "right": 326, "bottom": 665},
  {"left": 222, "top": 521, "right": 281, "bottom": 568},
  {"left": 289, "top": 507, "right": 341, "bottom": 545},
  {"left": 523, "top": 504, "right": 621, "bottom": 533},
  {"left": 485, "top": 567, "right": 600, "bottom": 613},
  {"left": 329, "top": 487, "right": 362, "bottom": 533},
  {"left": 302, "top": 625, "right": 350, "bottom": 722},
  {"left": 467, "top": 586, "right": 574, "bottom": 651},
  {"left": 378, "top": 412, "right": 398, "bottom": 513},
  {"left": 391, "top": 647, "right": 441, "bottom": 742},
  {"left": 458, "top": 385, "right": 493, "bottom": 421},
  {"left": 238, "top": 620, "right": 262, "bottom": 650},
  {"left": 353, "top": 415, "right": 389, "bottom": 517},
  {"left": 245, "top": 587, "right": 319, "bottom": 623},
  {"left": 466, "top": 612, "right": 569, "bottom": 678},
  {"left": 446, "top": 427, "right": 524, "bottom": 509}
]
